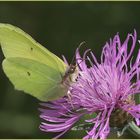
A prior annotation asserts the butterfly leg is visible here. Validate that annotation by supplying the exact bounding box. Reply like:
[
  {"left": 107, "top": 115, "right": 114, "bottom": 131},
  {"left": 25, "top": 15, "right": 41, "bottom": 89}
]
[{"left": 67, "top": 90, "right": 75, "bottom": 110}]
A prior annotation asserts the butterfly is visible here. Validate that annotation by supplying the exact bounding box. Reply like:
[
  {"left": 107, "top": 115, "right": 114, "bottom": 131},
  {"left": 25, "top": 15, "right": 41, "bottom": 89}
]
[{"left": 0, "top": 23, "right": 78, "bottom": 101}]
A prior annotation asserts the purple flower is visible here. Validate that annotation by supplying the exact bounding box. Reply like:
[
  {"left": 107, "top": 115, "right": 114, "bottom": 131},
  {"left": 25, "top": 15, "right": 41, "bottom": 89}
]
[{"left": 39, "top": 30, "right": 140, "bottom": 139}]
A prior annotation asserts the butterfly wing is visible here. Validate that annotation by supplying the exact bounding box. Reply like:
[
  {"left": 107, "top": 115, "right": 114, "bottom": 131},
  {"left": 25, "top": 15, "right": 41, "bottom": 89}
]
[
  {"left": 0, "top": 23, "right": 67, "bottom": 101},
  {"left": 3, "top": 58, "right": 67, "bottom": 101},
  {"left": 0, "top": 23, "right": 66, "bottom": 73}
]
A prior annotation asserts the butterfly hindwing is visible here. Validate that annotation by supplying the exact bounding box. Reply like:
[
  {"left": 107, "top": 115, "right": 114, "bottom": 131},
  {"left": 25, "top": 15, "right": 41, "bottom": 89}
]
[{"left": 3, "top": 57, "right": 67, "bottom": 101}]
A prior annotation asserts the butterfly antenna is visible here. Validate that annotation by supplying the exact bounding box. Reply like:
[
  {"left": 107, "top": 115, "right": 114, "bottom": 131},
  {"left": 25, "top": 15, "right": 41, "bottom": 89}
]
[
  {"left": 76, "top": 41, "right": 91, "bottom": 67},
  {"left": 69, "top": 41, "right": 86, "bottom": 65},
  {"left": 70, "top": 53, "right": 76, "bottom": 66},
  {"left": 69, "top": 41, "right": 87, "bottom": 66},
  {"left": 70, "top": 41, "right": 86, "bottom": 64},
  {"left": 78, "top": 41, "right": 86, "bottom": 49},
  {"left": 76, "top": 58, "right": 89, "bottom": 68}
]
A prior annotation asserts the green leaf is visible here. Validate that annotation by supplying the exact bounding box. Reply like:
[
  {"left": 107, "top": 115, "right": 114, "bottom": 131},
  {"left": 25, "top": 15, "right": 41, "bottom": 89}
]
[{"left": 128, "top": 121, "right": 140, "bottom": 138}]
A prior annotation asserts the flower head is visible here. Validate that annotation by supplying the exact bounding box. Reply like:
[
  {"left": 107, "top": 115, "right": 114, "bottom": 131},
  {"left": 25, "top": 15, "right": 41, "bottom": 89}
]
[{"left": 39, "top": 30, "right": 140, "bottom": 139}]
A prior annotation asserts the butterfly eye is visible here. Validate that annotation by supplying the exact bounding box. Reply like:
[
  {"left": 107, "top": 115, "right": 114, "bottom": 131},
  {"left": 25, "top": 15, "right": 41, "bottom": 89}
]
[
  {"left": 70, "top": 67, "right": 75, "bottom": 73},
  {"left": 71, "top": 68, "right": 74, "bottom": 71}
]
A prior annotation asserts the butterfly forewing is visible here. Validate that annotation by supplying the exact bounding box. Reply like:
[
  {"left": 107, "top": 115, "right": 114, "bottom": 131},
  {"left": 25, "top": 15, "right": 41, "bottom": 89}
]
[{"left": 0, "top": 24, "right": 66, "bottom": 74}]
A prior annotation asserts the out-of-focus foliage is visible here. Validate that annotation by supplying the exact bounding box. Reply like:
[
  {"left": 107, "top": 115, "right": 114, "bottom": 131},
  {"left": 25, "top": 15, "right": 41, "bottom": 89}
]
[{"left": 0, "top": 2, "right": 140, "bottom": 138}]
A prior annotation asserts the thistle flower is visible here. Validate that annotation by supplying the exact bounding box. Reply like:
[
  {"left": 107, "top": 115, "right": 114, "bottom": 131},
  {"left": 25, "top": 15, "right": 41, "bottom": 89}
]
[{"left": 39, "top": 30, "right": 140, "bottom": 139}]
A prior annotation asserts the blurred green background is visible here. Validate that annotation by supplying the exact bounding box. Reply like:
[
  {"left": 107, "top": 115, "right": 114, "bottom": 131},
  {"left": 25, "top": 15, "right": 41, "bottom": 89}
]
[{"left": 0, "top": 2, "right": 140, "bottom": 138}]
